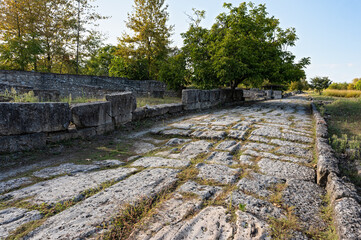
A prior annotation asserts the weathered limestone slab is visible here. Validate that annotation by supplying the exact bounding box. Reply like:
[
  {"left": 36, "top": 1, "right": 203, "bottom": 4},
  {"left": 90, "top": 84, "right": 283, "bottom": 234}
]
[
  {"left": 228, "top": 130, "right": 247, "bottom": 140},
  {"left": 270, "top": 139, "right": 310, "bottom": 149},
  {"left": 178, "top": 181, "right": 222, "bottom": 200},
  {"left": 196, "top": 163, "right": 239, "bottom": 184},
  {"left": 234, "top": 211, "right": 271, "bottom": 240},
  {"left": 165, "top": 138, "right": 191, "bottom": 147},
  {"left": 179, "top": 140, "right": 213, "bottom": 160},
  {"left": 248, "top": 135, "right": 270, "bottom": 143},
  {"left": 160, "top": 128, "right": 192, "bottom": 137},
  {"left": 242, "top": 142, "right": 275, "bottom": 152},
  {"left": 170, "top": 123, "right": 194, "bottom": 129},
  {"left": 282, "top": 179, "right": 325, "bottom": 228},
  {"left": 258, "top": 158, "right": 315, "bottom": 181},
  {"left": 215, "top": 140, "right": 240, "bottom": 153},
  {"left": 251, "top": 126, "right": 282, "bottom": 138},
  {"left": 106, "top": 92, "right": 136, "bottom": 125},
  {"left": 237, "top": 172, "right": 285, "bottom": 198},
  {"left": 93, "top": 159, "right": 124, "bottom": 167},
  {"left": 206, "top": 152, "right": 235, "bottom": 165},
  {"left": 239, "top": 155, "right": 255, "bottom": 165},
  {"left": 275, "top": 146, "right": 313, "bottom": 160},
  {"left": 229, "top": 191, "right": 284, "bottom": 219},
  {"left": 71, "top": 101, "right": 112, "bottom": 128},
  {"left": 326, "top": 172, "right": 361, "bottom": 204},
  {"left": 0, "top": 177, "right": 32, "bottom": 194},
  {"left": 131, "top": 157, "right": 190, "bottom": 168},
  {"left": 33, "top": 163, "right": 100, "bottom": 178},
  {"left": 211, "top": 116, "right": 240, "bottom": 126},
  {"left": 26, "top": 168, "right": 179, "bottom": 239},
  {"left": 0, "top": 102, "right": 70, "bottom": 135},
  {"left": 243, "top": 150, "right": 306, "bottom": 164},
  {"left": 3, "top": 168, "right": 137, "bottom": 204},
  {"left": 232, "top": 122, "right": 251, "bottom": 130},
  {"left": 334, "top": 197, "right": 361, "bottom": 240},
  {"left": 133, "top": 141, "right": 156, "bottom": 154},
  {"left": 281, "top": 133, "right": 313, "bottom": 143},
  {"left": 0, "top": 133, "right": 46, "bottom": 153},
  {"left": 191, "top": 130, "right": 226, "bottom": 140},
  {"left": 0, "top": 208, "right": 42, "bottom": 239}
]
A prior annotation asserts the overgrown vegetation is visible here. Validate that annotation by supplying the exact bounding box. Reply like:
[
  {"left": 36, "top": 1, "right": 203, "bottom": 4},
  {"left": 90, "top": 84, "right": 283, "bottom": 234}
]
[
  {"left": 137, "top": 96, "right": 181, "bottom": 107},
  {"left": 323, "top": 89, "right": 361, "bottom": 98}
]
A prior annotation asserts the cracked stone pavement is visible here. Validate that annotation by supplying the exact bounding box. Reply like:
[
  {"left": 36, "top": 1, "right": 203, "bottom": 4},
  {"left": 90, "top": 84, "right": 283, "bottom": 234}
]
[{"left": 0, "top": 97, "right": 330, "bottom": 239}]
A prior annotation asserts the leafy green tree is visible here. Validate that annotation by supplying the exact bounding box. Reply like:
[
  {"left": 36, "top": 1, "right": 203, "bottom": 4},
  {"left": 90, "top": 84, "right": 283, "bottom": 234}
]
[
  {"left": 109, "top": 56, "right": 148, "bottom": 80},
  {"left": 355, "top": 80, "right": 361, "bottom": 90},
  {"left": 84, "top": 45, "right": 116, "bottom": 76},
  {"left": 311, "top": 76, "right": 332, "bottom": 94},
  {"left": 116, "top": 0, "right": 173, "bottom": 80},
  {"left": 289, "top": 79, "right": 309, "bottom": 91},
  {"left": 158, "top": 50, "right": 189, "bottom": 90}
]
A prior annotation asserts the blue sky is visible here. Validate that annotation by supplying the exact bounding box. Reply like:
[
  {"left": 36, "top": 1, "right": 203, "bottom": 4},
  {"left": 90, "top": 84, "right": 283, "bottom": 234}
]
[{"left": 95, "top": 0, "right": 361, "bottom": 83}]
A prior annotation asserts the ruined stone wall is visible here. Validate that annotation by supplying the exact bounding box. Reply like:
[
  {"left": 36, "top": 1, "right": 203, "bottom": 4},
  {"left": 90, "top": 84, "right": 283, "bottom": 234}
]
[
  {"left": 0, "top": 88, "right": 284, "bottom": 153},
  {"left": 0, "top": 70, "right": 166, "bottom": 98}
]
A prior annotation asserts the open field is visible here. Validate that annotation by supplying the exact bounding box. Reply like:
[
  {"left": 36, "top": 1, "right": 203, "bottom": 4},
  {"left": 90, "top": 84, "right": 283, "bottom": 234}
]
[{"left": 323, "top": 89, "right": 361, "bottom": 98}]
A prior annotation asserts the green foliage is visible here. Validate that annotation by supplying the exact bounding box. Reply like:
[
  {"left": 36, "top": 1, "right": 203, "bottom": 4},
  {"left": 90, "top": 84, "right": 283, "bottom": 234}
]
[
  {"left": 355, "top": 79, "right": 361, "bottom": 90},
  {"left": 1, "top": 88, "right": 39, "bottom": 102},
  {"left": 84, "top": 45, "right": 116, "bottom": 76},
  {"left": 158, "top": 50, "right": 189, "bottom": 90},
  {"left": 288, "top": 79, "right": 309, "bottom": 91},
  {"left": 328, "top": 82, "right": 349, "bottom": 90},
  {"left": 310, "top": 76, "right": 332, "bottom": 94},
  {"left": 109, "top": 56, "right": 149, "bottom": 80},
  {"left": 181, "top": 3, "right": 309, "bottom": 90}
]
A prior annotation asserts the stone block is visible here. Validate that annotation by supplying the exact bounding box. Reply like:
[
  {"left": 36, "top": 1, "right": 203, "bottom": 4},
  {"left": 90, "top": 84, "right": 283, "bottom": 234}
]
[
  {"left": 209, "top": 89, "right": 221, "bottom": 102},
  {"left": 151, "top": 90, "right": 164, "bottom": 98},
  {"left": 273, "top": 91, "right": 282, "bottom": 99},
  {"left": 0, "top": 133, "right": 46, "bottom": 153},
  {"left": 106, "top": 92, "right": 136, "bottom": 126},
  {"left": 167, "top": 103, "right": 183, "bottom": 113},
  {"left": 182, "top": 89, "right": 199, "bottom": 104},
  {"left": 71, "top": 101, "right": 112, "bottom": 128},
  {"left": 132, "top": 108, "right": 146, "bottom": 121},
  {"left": 0, "top": 103, "right": 71, "bottom": 135}
]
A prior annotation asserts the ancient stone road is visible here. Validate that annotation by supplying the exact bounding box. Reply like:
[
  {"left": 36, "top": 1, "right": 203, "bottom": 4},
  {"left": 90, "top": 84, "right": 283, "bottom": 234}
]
[{"left": 1, "top": 97, "right": 331, "bottom": 239}]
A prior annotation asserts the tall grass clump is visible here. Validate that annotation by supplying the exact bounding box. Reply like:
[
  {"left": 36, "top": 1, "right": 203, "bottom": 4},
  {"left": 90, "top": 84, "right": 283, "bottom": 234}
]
[
  {"left": 323, "top": 89, "right": 361, "bottom": 98},
  {"left": 1, "top": 88, "right": 39, "bottom": 102}
]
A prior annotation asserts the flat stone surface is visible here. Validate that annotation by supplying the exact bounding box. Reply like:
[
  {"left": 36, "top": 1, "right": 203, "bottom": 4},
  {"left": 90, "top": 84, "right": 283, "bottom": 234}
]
[
  {"left": 248, "top": 135, "right": 270, "bottom": 143},
  {"left": 3, "top": 168, "right": 137, "bottom": 204},
  {"left": 93, "top": 159, "right": 124, "bottom": 167},
  {"left": 0, "top": 208, "right": 42, "bottom": 239},
  {"left": 133, "top": 141, "right": 157, "bottom": 154},
  {"left": 229, "top": 191, "right": 284, "bottom": 220},
  {"left": 170, "top": 123, "right": 194, "bottom": 129},
  {"left": 258, "top": 158, "right": 315, "bottom": 181},
  {"left": 228, "top": 130, "right": 248, "bottom": 140},
  {"left": 0, "top": 177, "right": 33, "bottom": 194},
  {"left": 26, "top": 168, "right": 179, "bottom": 239},
  {"left": 243, "top": 150, "right": 306, "bottom": 164},
  {"left": 179, "top": 140, "right": 213, "bottom": 160},
  {"left": 206, "top": 151, "right": 235, "bottom": 165},
  {"left": 191, "top": 130, "right": 227, "bottom": 140},
  {"left": 270, "top": 139, "right": 310, "bottom": 149},
  {"left": 281, "top": 133, "right": 313, "bottom": 143},
  {"left": 196, "top": 163, "right": 239, "bottom": 184},
  {"left": 131, "top": 157, "right": 190, "bottom": 168},
  {"left": 178, "top": 181, "right": 222, "bottom": 200},
  {"left": 237, "top": 172, "right": 285, "bottom": 198},
  {"left": 165, "top": 138, "right": 191, "bottom": 146},
  {"left": 251, "top": 126, "right": 282, "bottom": 138},
  {"left": 275, "top": 146, "right": 313, "bottom": 160},
  {"left": 32, "top": 163, "right": 100, "bottom": 178},
  {"left": 282, "top": 179, "right": 326, "bottom": 228},
  {"left": 334, "top": 197, "right": 361, "bottom": 240},
  {"left": 235, "top": 211, "right": 271, "bottom": 240},
  {"left": 215, "top": 140, "right": 240, "bottom": 153},
  {"left": 242, "top": 142, "right": 275, "bottom": 152},
  {"left": 160, "top": 129, "right": 192, "bottom": 137},
  {"left": 239, "top": 155, "right": 255, "bottom": 165}
]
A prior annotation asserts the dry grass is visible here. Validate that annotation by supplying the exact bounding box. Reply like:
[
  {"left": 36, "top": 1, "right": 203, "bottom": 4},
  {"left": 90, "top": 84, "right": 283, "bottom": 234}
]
[
  {"left": 323, "top": 89, "right": 361, "bottom": 98},
  {"left": 137, "top": 96, "right": 181, "bottom": 107}
]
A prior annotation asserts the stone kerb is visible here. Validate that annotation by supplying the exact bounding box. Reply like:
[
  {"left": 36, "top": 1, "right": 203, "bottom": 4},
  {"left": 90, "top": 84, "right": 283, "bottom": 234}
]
[
  {"left": 105, "top": 92, "right": 136, "bottom": 126},
  {"left": 273, "top": 90, "right": 282, "bottom": 99},
  {"left": 70, "top": 101, "right": 112, "bottom": 129},
  {"left": 312, "top": 102, "right": 361, "bottom": 239}
]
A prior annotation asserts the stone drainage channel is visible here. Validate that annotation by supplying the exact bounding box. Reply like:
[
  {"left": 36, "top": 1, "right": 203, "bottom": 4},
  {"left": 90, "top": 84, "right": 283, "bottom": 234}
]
[{"left": 0, "top": 96, "right": 359, "bottom": 239}]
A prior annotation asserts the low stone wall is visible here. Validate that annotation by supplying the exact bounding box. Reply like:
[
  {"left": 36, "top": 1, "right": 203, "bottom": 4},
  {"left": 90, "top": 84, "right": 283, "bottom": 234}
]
[
  {"left": 0, "top": 70, "right": 166, "bottom": 98},
  {"left": 0, "top": 88, "right": 284, "bottom": 153},
  {"left": 243, "top": 89, "right": 282, "bottom": 100},
  {"left": 312, "top": 103, "right": 361, "bottom": 239}
]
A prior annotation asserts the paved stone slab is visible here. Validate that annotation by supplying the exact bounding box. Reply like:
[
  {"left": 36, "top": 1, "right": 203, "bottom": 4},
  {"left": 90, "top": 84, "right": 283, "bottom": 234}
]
[
  {"left": 160, "top": 129, "right": 192, "bottom": 137},
  {"left": 282, "top": 179, "right": 326, "bottom": 228},
  {"left": 191, "top": 130, "right": 226, "bottom": 140},
  {"left": 248, "top": 135, "right": 270, "bottom": 143},
  {"left": 206, "top": 152, "right": 235, "bottom": 165},
  {"left": 228, "top": 130, "right": 247, "bottom": 140},
  {"left": 234, "top": 210, "right": 271, "bottom": 240},
  {"left": 252, "top": 126, "right": 282, "bottom": 138},
  {"left": 170, "top": 123, "right": 194, "bottom": 129},
  {"left": 131, "top": 157, "right": 190, "bottom": 168},
  {"left": 229, "top": 191, "right": 284, "bottom": 220},
  {"left": 243, "top": 150, "right": 307, "bottom": 164},
  {"left": 281, "top": 133, "right": 313, "bottom": 143},
  {"left": 0, "top": 177, "right": 33, "bottom": 194},
  {"left": 196, "top": 163, "right": 239, "bottom": 184},
  {"left": 165, "top": 138, "right": 191, "bottom": 146},
  {"left": 275, "top": 146, "right": 313, "bottom": 160},
  {"left": 258, "top": 158, "right": 315, "bottom": 181},
  {"left": 215, "top": 140, "right": 240, "bottom": 153},
  {"left": 26, "top": 168, "right": 179, "bottom": 239},
  {"left": 334, "top": 197, "right": 361, "bottom": 240},
  {"left": 178, "top": 181, "right": 222, "bottom": 200},
  {"left": 232, "top": 122, "right": 252, "bottom": 130},
  {"left": 0, "top": 208, "right": 42, "bottom": 239},
  {"left": 133, "top": 141, "right": 157, "bottom": 154},
  {"left": 93, "top": 159, "right": 124, "bottom": 167},
  {"left": 239, "top": 155, "right": 255, "bottom": 165},
  {"left": 242, "top": 142, "right": 275, "bottom": 152},
  {"left": 237, "top": 172, "right": 285, "bottom": 198},
  {"left": 270, "top": 139, "right": 310, "bottom": 149},
  {"left": 179, "top": 140, "right": 213, "bottom": 160},
  {"left": 33, "top": 163, "right": 100, "bottom": 178},
  {"left": 211, "top": 116, "right": 241, "bottom": 126},
  {"left": 3, "top": 168, "right": 137, "bottom": 204}
]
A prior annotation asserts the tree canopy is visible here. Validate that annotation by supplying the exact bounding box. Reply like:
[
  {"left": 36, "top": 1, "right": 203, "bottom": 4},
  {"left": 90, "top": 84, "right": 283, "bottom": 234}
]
[{"left": 311, "top": 76, "right": 332, "bottom": 94}]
